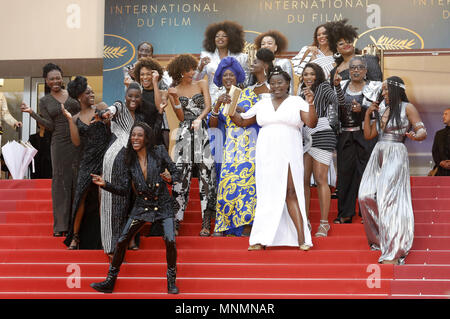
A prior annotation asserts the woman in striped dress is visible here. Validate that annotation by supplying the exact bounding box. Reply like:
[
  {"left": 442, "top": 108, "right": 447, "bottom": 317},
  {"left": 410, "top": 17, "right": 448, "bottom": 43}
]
[
  {"left": 291, "top": 24, "right": 335, "bottom": 91},
  {"left": 300, "top": 63, "right": 339, "bottom": 237},
  {"left": 97, "top": 82, "right": 147, "bottom": 258}
]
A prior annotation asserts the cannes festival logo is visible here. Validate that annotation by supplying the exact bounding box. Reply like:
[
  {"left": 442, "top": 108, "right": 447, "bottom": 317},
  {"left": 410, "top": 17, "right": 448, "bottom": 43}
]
[
  {"left": 355, "top": 26, "right": 424, "bottom": 51},
  {"left": 103, "top": 34, "right": 136, "bottom": 72}
]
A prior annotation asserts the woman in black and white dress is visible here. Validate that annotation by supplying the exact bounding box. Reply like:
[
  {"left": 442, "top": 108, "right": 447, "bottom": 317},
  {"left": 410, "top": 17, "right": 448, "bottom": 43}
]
[{"left": 300, "top": 63, "right": 339, "bottom": 237}]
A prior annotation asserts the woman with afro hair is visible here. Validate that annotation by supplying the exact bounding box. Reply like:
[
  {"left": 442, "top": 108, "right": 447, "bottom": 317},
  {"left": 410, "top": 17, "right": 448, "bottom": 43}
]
[
  {"left": 194, "top": 20, "right": 249, "bottom": 104},
  {"left": 326, "top": 19, "right": 382, "bottom": 84},
  {"left": 254, "top": 30, "right": 294, "bottom": 94}
]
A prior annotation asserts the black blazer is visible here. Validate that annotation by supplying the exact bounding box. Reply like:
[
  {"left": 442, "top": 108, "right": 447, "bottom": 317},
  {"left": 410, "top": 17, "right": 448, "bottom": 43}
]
[
  {"left": 432, "top": 126, "right": 450, "bottom": 176},
  {"left": 102, "top": 145, "right": 182, "bottom": 222}
]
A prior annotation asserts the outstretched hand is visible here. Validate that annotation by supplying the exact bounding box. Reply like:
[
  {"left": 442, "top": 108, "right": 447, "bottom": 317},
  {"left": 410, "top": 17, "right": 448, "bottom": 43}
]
[{"left": 20, "top": 102, "right": 32, "bottom": 114}]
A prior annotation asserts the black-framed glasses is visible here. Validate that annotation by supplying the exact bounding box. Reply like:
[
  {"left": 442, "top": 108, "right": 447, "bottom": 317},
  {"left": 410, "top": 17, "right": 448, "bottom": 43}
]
[{"left": 349, "top": 65, "right": 366, "bottom": 71}]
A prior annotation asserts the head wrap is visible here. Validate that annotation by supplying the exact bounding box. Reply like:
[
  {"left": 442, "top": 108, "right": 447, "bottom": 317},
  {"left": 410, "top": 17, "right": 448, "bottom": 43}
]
[{"left": 213, "top": 57, "right": 246, "bottom": 87}]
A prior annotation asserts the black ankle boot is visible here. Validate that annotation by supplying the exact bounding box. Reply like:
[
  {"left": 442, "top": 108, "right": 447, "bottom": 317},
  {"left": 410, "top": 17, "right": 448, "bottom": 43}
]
[
  {"left": 90, "top": 266, "right": 119, "bottom": 293},
  {"left": 167, "top": 266, "right": 179, "bottom": 294}
]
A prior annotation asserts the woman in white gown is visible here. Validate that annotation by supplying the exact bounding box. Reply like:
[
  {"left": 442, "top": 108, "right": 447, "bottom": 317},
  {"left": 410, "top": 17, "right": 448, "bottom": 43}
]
[{"left": 230, "top": 66, "right": 317, "bottom": 250}]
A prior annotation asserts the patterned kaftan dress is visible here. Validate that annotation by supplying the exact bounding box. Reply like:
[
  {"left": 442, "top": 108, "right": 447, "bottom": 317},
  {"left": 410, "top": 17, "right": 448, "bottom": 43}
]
[{"left": 213, "top": 88, "right": 261, "bottom": 236}]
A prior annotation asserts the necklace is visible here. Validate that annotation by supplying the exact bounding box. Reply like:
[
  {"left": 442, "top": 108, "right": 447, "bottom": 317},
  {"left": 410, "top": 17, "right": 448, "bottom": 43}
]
[{"left": 254, "top": 81, "right": 267, "bottom": 88}]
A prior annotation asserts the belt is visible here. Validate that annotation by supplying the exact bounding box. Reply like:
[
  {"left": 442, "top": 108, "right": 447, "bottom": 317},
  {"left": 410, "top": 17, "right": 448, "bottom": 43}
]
[
  {"left": 341, "top": 127, "right": 360, "bottom": 132},
  {"left": 380, "top": 133, "right": 405, "bottom": 143}
]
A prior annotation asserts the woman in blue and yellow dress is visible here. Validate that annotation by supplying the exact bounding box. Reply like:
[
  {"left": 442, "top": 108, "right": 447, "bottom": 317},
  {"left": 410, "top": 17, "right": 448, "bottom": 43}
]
[{"left": 209, "top": 49, "right": 275, "bottom": 236}]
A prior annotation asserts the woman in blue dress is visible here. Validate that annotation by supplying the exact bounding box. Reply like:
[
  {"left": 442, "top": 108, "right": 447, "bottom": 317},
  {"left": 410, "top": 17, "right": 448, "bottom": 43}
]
[{"left": 209, "top": 49, "right": 274, "bottom": 236}]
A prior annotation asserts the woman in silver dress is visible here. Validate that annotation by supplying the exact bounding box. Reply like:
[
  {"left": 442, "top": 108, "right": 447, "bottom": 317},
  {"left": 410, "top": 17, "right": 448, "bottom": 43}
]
[{"left": 359, "top": 76, "right": 427, "bottom": 265}]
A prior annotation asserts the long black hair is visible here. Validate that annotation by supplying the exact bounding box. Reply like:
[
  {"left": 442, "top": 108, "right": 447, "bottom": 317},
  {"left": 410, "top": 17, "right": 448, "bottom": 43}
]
[
  {"left": 125, "top": 122, "right": 157, "bottom": 166},
  {"left": 300, "top": 62, "right": 326, "bottom": 93},
  {"left": 385, "top": 76, "right": 409, "bottom": 130}
]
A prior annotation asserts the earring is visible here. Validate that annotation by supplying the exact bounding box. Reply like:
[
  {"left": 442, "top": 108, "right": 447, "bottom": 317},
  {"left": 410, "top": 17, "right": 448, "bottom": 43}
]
[{"left": 333, "top": 52, "right": 342, "bottom": 59}]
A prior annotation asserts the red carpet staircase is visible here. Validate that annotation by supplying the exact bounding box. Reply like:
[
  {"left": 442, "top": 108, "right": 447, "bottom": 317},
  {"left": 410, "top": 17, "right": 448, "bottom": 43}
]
[{"left": 0, "top": 177, "right": 449, "bottom": 299}]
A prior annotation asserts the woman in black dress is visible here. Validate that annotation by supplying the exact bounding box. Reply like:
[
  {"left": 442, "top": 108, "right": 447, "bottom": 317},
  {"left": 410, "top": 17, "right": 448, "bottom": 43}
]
[
  {"left": 90, "top": 122, "right": 181, "bottom": 294},
  {"left": 133, "top": 57, "right": 165, "bottom": 145},
  {"left": 62, "top": 76, "right": 111, "bottom": 250},
  {"left": 20, "top": 63, "right": 80, "bottom": 236}
]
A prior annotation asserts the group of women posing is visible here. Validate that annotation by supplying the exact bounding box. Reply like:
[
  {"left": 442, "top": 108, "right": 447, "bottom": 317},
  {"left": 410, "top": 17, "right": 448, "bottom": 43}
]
[
  {"left": 166, "top": 18, "right": 426, "bottom": 265},
  {"left": 19, "top": 18, "right": 427, "bottom": 295}
]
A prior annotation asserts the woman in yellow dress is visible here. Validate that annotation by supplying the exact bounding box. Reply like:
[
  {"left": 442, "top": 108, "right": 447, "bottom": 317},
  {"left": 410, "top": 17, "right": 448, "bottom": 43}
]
[{"left": 209, "top": 49, "right": 274, "bottom": 236}]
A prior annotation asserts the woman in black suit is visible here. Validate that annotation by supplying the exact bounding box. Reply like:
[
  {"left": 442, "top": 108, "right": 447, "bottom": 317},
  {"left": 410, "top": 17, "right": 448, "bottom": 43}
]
[{"left": 90, "top": 122, "right": 181, "bottom": 294}]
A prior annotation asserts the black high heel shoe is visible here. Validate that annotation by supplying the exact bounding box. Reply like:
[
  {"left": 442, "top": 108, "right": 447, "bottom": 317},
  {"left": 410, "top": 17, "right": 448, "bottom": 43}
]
[
  {"left": 67, "top": 233, "right": 80, "bottom": 250},
  {"left": 53, "top": 231, "right": 66, "bottom": 237},
  {"left": 333, "top": 217, "right": 352, "bottom": 224}
]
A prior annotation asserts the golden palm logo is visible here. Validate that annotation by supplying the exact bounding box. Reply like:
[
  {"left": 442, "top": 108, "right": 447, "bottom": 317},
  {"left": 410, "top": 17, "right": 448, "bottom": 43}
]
[
  {"left": 369, "top": 35, "right": 416, "bottom": 50},
  {"left": 355, "top": 26, "right": 424, "bottom": 51},
  {"left": 103, "top": 34, "right": 136, "bottom": 72},
  {"left": 103, "top": 45, "right": 128, "bottom": 59}
]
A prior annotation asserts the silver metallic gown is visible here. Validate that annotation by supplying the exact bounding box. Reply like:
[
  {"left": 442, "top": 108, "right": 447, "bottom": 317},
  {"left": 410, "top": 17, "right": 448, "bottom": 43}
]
[{"left": 358, "top": 101, "right": 414, "bottom": 264}]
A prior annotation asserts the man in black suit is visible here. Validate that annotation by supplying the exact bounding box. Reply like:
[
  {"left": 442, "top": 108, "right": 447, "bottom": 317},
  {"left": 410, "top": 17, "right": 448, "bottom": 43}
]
[{"left": 432, "top": 108, "right": 450, "bottom": 176}]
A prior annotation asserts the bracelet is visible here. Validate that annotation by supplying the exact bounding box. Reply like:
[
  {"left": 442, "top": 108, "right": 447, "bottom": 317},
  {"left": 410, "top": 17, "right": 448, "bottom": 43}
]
[
  {"left": 211, "top": 109, "right": 220, "bottom": 117},
  {"left": 173, "top": 103, "right": 182, "bottom": 110},
  {"left": 415, "top": 127, "right": 427, "bottom": 137}
]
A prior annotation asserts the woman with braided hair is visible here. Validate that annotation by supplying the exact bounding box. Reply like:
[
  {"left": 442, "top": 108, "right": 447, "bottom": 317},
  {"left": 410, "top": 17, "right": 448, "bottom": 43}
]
[{"left": 359, "top": 76, "right": 426, "bottom": 265}]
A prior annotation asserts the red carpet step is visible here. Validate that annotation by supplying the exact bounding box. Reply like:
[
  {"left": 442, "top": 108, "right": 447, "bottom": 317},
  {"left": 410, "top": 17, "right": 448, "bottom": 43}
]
[{"left": 0, "top": 177, "right": 449, "bottom": 299}]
